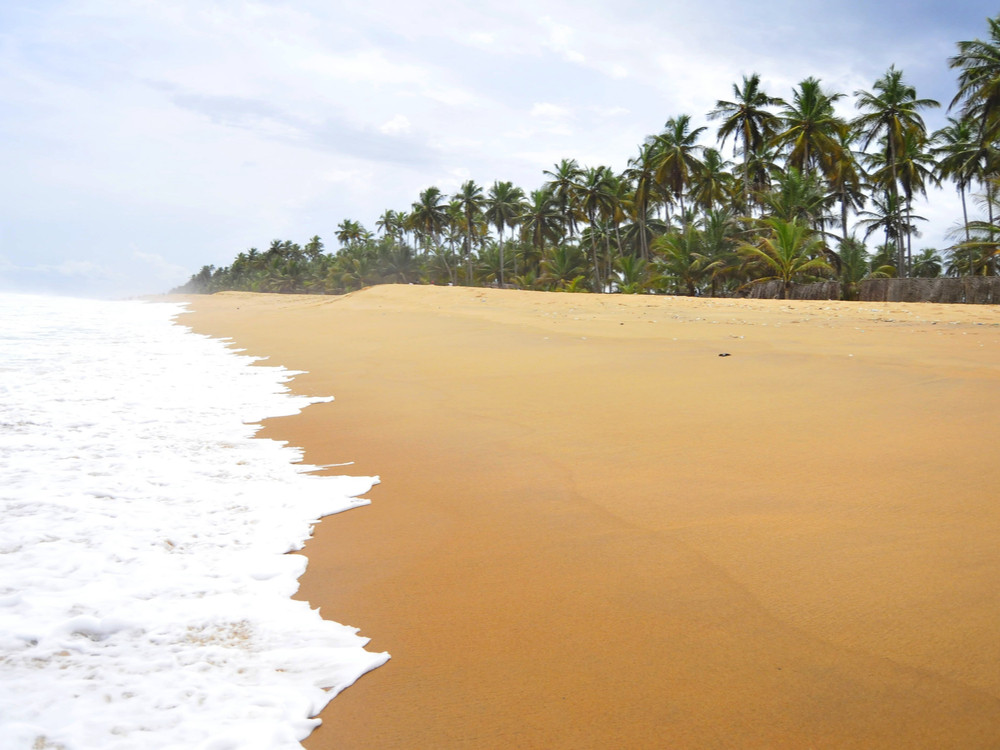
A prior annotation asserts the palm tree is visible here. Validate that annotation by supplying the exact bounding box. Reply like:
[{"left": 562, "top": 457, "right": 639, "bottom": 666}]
[
  {"left": 454, "top": 180, "right": 485, "bottom": 284},
  {"left": 855, "top": 191, "right": 920, "bottom": 271},
  {"left": 410, "top": 187, "right": 449, "bottom": 254},
  {"left": 425, "top": 244, "right": 460, "bottom": 285},
  {"left": 952, "top": 183, "right": 1000, "bottom": 276},
  {"left": 866, "top": 129, "right": 938, "bottom": 273},
  {"left": 836, "top": 236, "right": 894, "bottom": 299},
  {"left": 303, "top": 235, "right": 325, "bottom": 259},
  {"left": 740, "top": 142, "right": 782, "bottom": 215},
  {"left": 335, "top": 220, "right": 366, "bottom": 249},
  {"left": 330, "top": 251, "right": 381, "bottom": 292},
  {"left": 395, "top": 210, "right": 413, "bottom": 249},
  {"left": 853, "top": 66, "right": 939, "bottom": 273},
  {"left": 827, "top": 129, "right": 867, "bottom": 242},
  {"left": 543, "top": 159, "right": 584, "bottom": 238},
  {"left": 266, "top": 239, "right": 304, "bottom": 261},
  {"left": 540, "top": 244, "right": 588, "bottom": 291},
  {"left": 485, "top": 181, "right": 526, "bottom": 287},
  {"left": 510, "top": 239, "right": 542, "bottom": 286},
  {"left": 911, "top": 248, "right": 944, "bottom": 277},
  {"left": 738, "top": 217, "right": 833, "bottom": 298},
  {"left": 652, "top": 115, "right": 706, "bottom": 227},
  {"left": 772, "top": 77, "right": 847, "bottom": 178},
  {"left": 651, "top": 227, "right": 705, "bottom": 296},
  {"left": 607, "top": 174, "right": 631, "bottom": 264},
  {"left": 759, "top": 167, "right": 832, "bottom": 228},
  {"left": 376, "top": 210, "right": 403, "bottom": 242},
  {"left": 519, "top": 188, "right": 564, "bottom": 280},
  {"left": 575, "top": 166, "right": 617, "bottom": 290},
  {"left": 952, "top": 226, "right": 1000, "bottom": 276},
  {"left": 949, "top": 15, "right": 1000, "bottom": 143},
  {"left": 933, "top": 116, "right": 989, "bottom": 244},
  {"left": 445, "top": 198, "right": 466, "bottom": 261},
  {"left": 709, "top": 73, "right": 784, "bottom": 211},
  {"left": 623, "top": 142, "right": 662, "bottom": 259},
  {"left": 893, "top": 130, "right": 940, "bottom": 273},
  {"left": 854, "top": 66, "right": 939, "bottom": 164},
  {"left": 609, "top": 254, "right": 646, "bottom": 293},
  {"left": 695, "top": 209, "right": 742, "bottom": 296},
  {"left": 620, "top": 205, "right": 667, "bottom": 262},
  {"left": 264, "top": 239, "right": 282, "bottom": 261},
  {"left": 375, "top": 238, "right": 419, "bottom": 283},
  {"left": 474, "top": 240, "right": 512, "bottom": 287},
  {"left": 690, "top": 148, "right": 735, "bottom": 213}
]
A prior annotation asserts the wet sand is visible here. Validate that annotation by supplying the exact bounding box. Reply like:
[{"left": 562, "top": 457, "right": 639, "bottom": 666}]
[{"left": 179, "top": 286, "right": 1000, "bottom": 749}]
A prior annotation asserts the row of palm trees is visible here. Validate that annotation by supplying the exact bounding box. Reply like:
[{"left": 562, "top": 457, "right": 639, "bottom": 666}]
[{"left": 175, "top": 16, "right": 1000, "bottom": 298}]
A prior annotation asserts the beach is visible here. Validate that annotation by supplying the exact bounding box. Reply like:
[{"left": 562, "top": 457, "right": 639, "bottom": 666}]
[{"left": 181, "top": 286, "right": 1000, "bottom": 749}]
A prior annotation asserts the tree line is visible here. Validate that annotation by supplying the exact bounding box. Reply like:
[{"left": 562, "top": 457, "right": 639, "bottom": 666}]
[{"left": 174, "top": 16, "right": 1000, "bottom": 300}]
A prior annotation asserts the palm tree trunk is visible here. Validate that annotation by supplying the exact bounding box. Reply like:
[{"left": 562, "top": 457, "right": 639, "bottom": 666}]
[
  {"left": 888, "top": 142, "right": 905, "bottom": 277},
  {"left": 841, "top": 185, "right": 850, "bottom": 243},
  {"left": 498, "top": 226, "right": 505, "bottom": 287},
  {"left": 905, "top": 200, "right": 914, "bottom": 276},
  {"left": 960, "top": 184, "right": 970, "bottom": 245},
  {"left": 514, "top": 233, "right": 520, "bottom": 281},
  {"left": 988, "top": 185, "right": 996, "bottom": 276},
  {"left": 884, "top": 228, "right": 891, "bottom": 273},
  {"left": 590, "top": 236, "right": 601, "bottom": 292},
  {"left": 639, "top": 211, "right": 649, "bottom": 260},
  {"left": 605, "top": 231, "right": 613, "bottom": 289},
  {"left": 742, "top": 136, "right": 751, "bottom": 215},
  {"left": 466, "top": 217, "right": 474, "bottom": 285}
]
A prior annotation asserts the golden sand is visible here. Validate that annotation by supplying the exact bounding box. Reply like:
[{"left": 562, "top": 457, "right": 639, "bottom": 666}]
[{"left": 179, "top": 286, "right": 1000, "bottom": 749}]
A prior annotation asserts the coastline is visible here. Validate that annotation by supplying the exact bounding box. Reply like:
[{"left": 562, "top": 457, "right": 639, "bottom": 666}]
[{"left": 178, "top": 286, "right": 1000, "bottom": 749}]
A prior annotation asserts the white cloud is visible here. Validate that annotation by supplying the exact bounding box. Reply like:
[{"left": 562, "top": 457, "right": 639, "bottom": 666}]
[
  {"left": 540, "top": 17, "right": 586, "bottom": 64},
  {"left": 531, "top": 103, "right": 572, "bottom": 120},
  {"left": 320, "top": 167, "right": 366, "bottom": 184},
  {"left": 468, "top": 32, "right": 495, "bottom": 47},
  {"left": 591, "top": 105, "right": 629, "bottom": 118},
  {"left": 379, "top": 115, "right": 412, "bottom": 135},
  {"left": 299, "top": 49, "right": 429, "bottom": 90}
]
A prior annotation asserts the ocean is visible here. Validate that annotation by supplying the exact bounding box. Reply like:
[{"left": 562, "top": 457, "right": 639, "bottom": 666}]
[{"left": 0, "top": 293, "right": 388, "bottom": 749}]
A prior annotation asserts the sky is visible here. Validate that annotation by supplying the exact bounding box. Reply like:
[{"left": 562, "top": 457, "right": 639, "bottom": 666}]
[{"left": 0, "top": 0, "right": 997, "bottom": 298}]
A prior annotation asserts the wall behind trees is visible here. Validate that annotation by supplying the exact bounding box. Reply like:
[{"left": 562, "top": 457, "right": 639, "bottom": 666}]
[{"left": 748, "top": 277, "right": 1000, "bottom": 302}]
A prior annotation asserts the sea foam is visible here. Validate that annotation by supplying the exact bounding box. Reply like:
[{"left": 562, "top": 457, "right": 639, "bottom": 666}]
[{"left": 0, "top": 294, "right": 387, "bottom": 749}]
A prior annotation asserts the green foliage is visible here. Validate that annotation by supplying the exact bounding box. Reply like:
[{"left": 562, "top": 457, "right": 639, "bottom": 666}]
[
  {"left": 739, "top": 217, "right": 834, "bottom": 298},
  {"left": 615, "top": 255, "right": 651, "bottom": 293},
  {"left": 540, "top": 243, "right": 589, "bottom": 291},
  {"left": 912, "top": 248, "right": 944, "bottom": 277},
  {"left": 709, "top": 72, "right": 785, "bottom": 210},
  {"left": 773, "top": 77, "right": 847, "bottom": 178},
  {"left": 651, "top": 227, "right": 704, "bottom": 296},
  {"left": 836, "top": 237, "right": 895, "bottom": 299}
]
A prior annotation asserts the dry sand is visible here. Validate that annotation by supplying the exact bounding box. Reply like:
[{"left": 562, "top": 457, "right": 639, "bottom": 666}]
[{"left": 179, "top": 286, "right": 1000, "bottom": 749}]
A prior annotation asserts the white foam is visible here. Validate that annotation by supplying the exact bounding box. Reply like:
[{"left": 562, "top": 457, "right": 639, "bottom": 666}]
[{"left": 0, "top": 294, "right": 388, "bottom": 749}]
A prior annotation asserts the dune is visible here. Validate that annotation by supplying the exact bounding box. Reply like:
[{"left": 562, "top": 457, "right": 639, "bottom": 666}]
[{"left": 180, "top": 285, "right": 1000, "bottom": 749}]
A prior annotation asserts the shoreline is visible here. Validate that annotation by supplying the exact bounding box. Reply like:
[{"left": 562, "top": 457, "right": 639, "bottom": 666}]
[{"left": 179, "top": 286, "right": 1000, "bottom": 749}]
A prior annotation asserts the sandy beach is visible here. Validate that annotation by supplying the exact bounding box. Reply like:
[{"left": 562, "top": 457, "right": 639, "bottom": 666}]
[{"left": 179, "top": 286, "right": 1000, "bottom": 749}]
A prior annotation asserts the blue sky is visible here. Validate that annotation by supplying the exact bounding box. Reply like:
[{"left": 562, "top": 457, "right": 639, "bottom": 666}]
[{"left": 0, "top": 0, "right": 996, "bottom": 297}]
